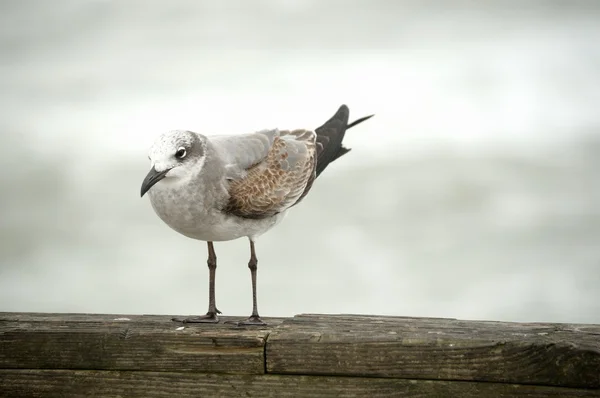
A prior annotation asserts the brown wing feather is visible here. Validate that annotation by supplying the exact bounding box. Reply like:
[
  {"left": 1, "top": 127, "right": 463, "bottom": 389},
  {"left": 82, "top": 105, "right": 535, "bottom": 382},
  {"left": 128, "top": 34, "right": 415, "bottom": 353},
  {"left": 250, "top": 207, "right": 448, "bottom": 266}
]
[{"left": 225, "top": 129, "right": 316, "bottom": 219}]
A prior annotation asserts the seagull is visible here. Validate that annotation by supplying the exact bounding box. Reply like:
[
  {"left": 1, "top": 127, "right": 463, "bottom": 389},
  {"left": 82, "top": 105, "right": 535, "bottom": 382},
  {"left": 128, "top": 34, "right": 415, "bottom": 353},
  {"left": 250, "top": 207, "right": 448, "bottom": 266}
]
[{"left": 140, "top": 105, "right": 373, "bottom": 325}]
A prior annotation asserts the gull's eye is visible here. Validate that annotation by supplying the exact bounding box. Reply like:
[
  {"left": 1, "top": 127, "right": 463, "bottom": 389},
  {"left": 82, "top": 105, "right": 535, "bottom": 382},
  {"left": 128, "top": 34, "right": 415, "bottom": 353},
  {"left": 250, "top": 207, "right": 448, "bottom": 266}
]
[{"left": 175, "top": 147, "right": 187, "bottom": 159}]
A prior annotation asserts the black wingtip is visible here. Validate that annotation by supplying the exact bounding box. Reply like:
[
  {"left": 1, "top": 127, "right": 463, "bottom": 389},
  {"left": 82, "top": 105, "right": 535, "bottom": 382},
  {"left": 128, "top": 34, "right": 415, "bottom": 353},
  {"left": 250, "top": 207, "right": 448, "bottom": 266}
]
[
  {"left": 347, "top": 114, "right": 375, "bottom": 129},
  {"left": 332, "top": 104, "right": 350, "bottom": 125},
  {"left": 331, "top": 146, "right": 351, "bottom": 162}
]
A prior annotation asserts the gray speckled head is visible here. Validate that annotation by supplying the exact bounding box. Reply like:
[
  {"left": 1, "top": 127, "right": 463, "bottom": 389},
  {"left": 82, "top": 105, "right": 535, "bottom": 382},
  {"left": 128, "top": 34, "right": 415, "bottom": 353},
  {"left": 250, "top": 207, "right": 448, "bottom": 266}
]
[
  {"left": 148, "top": 130, "right": 207, "bottom": 175},
  {"left": 140, "top": 130, "right": 209, "bottom": 197}
]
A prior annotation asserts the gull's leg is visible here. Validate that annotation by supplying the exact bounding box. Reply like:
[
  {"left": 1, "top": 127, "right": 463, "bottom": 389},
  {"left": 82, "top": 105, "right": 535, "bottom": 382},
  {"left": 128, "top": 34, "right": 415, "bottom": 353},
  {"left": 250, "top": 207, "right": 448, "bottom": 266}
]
[
  {"left": 238, "top": 240, "right": 266, "bottom": 326},
  {"left": 172, "top": 241, "right": 221, "bottom": 323}
]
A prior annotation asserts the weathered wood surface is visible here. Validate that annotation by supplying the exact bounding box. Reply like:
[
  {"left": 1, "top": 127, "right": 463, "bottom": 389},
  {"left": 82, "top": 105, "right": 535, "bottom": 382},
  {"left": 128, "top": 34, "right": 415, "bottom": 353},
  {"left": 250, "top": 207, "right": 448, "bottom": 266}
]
[
  {"left": 268, "top": 314, "right": 600, "bottom": 389},
  {"left": 1, "top": 312, "right": 599, "bottom": 397},
  {"left": 0, "top": 313, "right": 279, "bottom": 374},
  {"left": 1, "top": 370, "right": 598, "bottom": 398}
]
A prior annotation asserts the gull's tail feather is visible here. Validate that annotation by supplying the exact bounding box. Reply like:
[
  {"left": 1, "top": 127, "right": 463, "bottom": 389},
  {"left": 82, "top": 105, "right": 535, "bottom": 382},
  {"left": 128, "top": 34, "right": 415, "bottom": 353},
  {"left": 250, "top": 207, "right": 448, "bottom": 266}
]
[
  {"left": 293, "top": 104, "right": 373, "bottom": 207},
  {"left": 347, "top": 113, "right": 375, "bottom": 130},
  {"left": 315, "top": 104, "right": 373, "bottom": 177}
]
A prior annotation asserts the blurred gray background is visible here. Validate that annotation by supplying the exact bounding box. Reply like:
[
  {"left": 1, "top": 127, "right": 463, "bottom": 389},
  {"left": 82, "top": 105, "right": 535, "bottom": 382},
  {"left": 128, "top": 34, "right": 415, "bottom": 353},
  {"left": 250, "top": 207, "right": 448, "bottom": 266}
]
[{"left": 1, "top": 0, "right": 599, "bottom": 324}]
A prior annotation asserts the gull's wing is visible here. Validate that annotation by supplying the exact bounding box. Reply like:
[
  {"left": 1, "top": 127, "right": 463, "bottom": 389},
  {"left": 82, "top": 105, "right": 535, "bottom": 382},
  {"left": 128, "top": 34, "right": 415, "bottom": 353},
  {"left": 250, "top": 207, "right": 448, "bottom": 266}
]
[
  {"left": 211, "top": 130, "right": 279, "bottom": 174},
  {"left": 216, "top": 129, "right": 317, "bottom": 219}
]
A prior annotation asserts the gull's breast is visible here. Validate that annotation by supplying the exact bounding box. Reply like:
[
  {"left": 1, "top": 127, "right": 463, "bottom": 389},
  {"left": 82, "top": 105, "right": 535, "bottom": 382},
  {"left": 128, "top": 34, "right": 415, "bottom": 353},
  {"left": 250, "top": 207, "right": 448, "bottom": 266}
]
[{"left": 147, "top": 184, "right": 286, "bottom": 242}]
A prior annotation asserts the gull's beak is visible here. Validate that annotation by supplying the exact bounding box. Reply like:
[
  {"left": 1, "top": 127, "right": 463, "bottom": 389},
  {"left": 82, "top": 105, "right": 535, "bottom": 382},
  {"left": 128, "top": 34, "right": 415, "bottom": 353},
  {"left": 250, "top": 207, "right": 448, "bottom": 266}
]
[{"left": 140, "top": 166, "right": 170, "bottom": 197}]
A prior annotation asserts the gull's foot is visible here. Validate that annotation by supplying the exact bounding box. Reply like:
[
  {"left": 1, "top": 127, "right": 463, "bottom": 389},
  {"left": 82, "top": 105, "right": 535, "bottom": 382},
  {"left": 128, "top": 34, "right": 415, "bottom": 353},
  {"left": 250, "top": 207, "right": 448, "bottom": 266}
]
[
  {"left": 236, "top": 315, "right": 267, "bottom": 326},
  {"left": 172, "top": 311, "right": 220, "bottom": 324}
]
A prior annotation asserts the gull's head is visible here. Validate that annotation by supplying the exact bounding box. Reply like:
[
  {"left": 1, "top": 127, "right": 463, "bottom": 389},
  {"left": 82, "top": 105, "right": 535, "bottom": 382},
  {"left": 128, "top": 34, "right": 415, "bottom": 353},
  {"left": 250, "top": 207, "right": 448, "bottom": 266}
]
[{"left": 140, "top": 130, "right": 207, "bottom": 197}]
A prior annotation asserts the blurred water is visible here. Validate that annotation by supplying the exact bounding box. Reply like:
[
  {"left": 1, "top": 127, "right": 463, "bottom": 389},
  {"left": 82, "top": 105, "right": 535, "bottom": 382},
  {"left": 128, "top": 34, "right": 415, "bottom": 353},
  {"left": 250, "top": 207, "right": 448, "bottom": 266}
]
[{"left": 0, "top": 0, "right": 599, "bottom": 323}]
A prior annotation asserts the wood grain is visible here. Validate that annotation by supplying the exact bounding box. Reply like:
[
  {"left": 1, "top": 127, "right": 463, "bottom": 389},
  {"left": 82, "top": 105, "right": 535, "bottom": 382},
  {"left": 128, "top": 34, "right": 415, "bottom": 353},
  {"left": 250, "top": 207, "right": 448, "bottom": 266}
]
[
  {"left": 266, "top": 314, "right": 600, "bottom": 388},
  {"left": 0, "top": 313, "right": 281, "bottom": 374},
  {"left": 1, "top": 370, "right": 598, "bottom": 398},
  {"left": 1, "top": 312, "right": 598, "bottom": 396}
]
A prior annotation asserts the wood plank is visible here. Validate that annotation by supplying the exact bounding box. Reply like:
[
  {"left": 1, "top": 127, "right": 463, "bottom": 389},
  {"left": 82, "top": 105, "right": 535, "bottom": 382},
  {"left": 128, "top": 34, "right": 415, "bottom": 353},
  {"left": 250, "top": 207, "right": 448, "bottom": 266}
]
[
  {"left": 266, "top": 314, "right": 600, "bottom": 389},
  {"left": 1, "top": 370, "right": 598, "bottom": 398},
  {"left": 0, "top": 312, "right": 281, "bottom": 374}
]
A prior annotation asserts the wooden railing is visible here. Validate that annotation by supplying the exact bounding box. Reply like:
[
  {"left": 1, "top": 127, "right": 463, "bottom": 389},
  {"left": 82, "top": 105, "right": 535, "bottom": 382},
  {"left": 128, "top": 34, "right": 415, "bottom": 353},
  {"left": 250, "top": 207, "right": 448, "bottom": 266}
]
[{"left": 1, "top": 312, "right": 599, "bottom": 397}]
